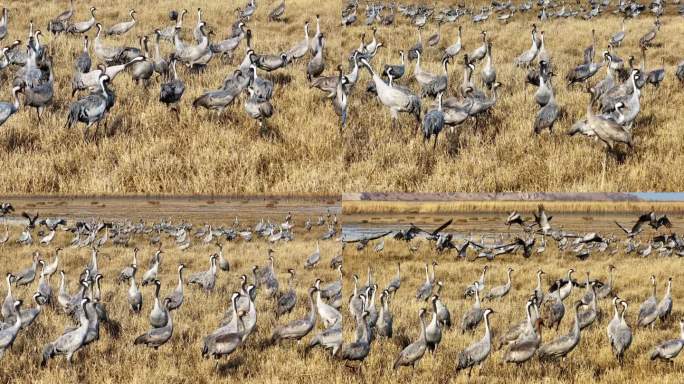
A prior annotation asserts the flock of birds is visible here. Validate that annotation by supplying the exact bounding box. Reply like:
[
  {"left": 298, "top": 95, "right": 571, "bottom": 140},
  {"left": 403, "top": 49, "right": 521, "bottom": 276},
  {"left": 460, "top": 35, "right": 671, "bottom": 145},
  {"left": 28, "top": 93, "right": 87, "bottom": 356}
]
[
  {"left": 0, "top": 203, "right": 346, "bottom": 367},
  {"left": 0, "top": 0, "right": 681, "bottom": 155},
  {"left": 0, "top": 200, "right": 683, "bottom": 376}
]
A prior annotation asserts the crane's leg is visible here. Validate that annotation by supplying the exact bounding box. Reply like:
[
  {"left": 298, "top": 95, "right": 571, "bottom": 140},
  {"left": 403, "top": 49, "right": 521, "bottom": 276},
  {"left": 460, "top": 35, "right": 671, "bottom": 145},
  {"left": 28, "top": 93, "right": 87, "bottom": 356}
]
[{"left": 601, "top": 150, "right": 607, "bottom": 189}]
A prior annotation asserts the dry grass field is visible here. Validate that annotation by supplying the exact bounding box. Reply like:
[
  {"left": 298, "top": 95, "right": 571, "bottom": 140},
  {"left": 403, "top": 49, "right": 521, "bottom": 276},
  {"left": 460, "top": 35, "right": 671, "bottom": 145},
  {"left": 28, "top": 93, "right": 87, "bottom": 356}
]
[
  {"left": 0, "top": 1, "right": 682, "bottom": 193},
  {"left": 2, "top": 200, "right": 684, "bottom": 383},
  {"left": 0, "top": 221, "right": 345, "bottom": 384}
]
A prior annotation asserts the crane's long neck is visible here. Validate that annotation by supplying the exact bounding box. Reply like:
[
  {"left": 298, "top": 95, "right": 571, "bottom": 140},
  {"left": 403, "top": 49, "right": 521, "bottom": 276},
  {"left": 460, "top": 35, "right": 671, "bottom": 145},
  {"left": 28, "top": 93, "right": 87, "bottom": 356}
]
[
  {"left": 536, "top": 273, "right": 542, "bottom": 292},
  {"left": 308, "top": 291, "right": 317, "bottom": 323},
  {"left": 418, "top": 314, "right": 426, "bottom": 341},
  {"left": 11, "top": 88, "right": 20, "bottom": 111},
  {"left": 506, "top": 270, "right": 512, "bottom": 286},
  {"left": 483, "top": 314, "right": 492, "bottom": 342},
  {"left": 474, "top": 289, "right": 481, "bottom": 308},
  {"left": 679, "top": 322, "right": 684, "bottom": 340}
]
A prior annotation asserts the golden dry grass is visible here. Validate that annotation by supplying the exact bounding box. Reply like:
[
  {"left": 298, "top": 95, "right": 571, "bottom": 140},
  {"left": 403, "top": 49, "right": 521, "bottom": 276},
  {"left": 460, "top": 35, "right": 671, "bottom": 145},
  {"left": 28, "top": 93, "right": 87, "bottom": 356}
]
[
  {"left": 0, "top": 222, "right": 344, "bottom": 384},
  {"left": 0, "top": 1, "right": 682, "bottom": 193},
  {"left": 1, "top": 211, "right": 684, "bottom": 383}
]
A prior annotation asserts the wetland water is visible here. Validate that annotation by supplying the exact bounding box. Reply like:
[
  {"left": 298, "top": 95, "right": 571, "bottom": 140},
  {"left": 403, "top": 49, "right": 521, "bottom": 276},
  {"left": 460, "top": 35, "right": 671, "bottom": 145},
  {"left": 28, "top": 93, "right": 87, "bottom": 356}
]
[{"left": 1, "top": 196, "right": 340, "bottom": 224}]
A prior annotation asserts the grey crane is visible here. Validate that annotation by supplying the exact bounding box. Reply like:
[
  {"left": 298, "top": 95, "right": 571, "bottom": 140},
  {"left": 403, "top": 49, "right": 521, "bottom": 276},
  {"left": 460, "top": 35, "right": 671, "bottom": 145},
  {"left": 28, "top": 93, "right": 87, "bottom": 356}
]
[
  {"left": 0, "top": 85, "right": 22, "bottom": 127},
  {"left": 188, "top": 254, "right": 217, "bottom": 291},
  {"left": 584, "top": 29, "right": 596, "bottom": 65},
  {"left": 422, "top": 58, "right": 449, "bottom": 98},
  {"left": 149, "top": 280, "right": 167, "bottom": 328},
  {"left": 609, "top": 18, "right": 626, "bottom": 47},
  {"left": 504, "top": 318, "right": 543, "bottom": 364},
  {"left": 497, "top": 298, "right": 537, "bottom": 349},
  {"left": 650, "top": 319, "right": 684, "bottom": 362},
  {"left": 142, "top": 250, "right": 161, "bottom": 286},
  {"left": 105, "top": 9, "right": 136, "bottom": 36},
  {"left": 540, "top": 288, "right": 565, "bottom": 331},
  {"left": 481, "top": 41, "right": 496, "bottom": 89},
  {"left": 638, "top": 275, "right": 658, "bottom": 328},
  {"left": 271, "top": 287, "right": 317, "bottom": 344},
  {"left": 533, "top": 63, "right": 553, "bottom": 106},
  {"left": 276, "top": 269, "right": 296, "bottom": 317},
  {"left": 24, "top": 56, "right": 54, "bottom": 121},
  {"left": 469, "top": 31, "right": 488, "bottom": 64},
  {"left": 515, "top": 25, "right": 539, "bottom": 68},
  {"left": 393, "top": 308, "right": 428, "bottom": 369},
  {"left": 127, "top": 267, "right": 142, "bottom": 313},
  {"left": 67, "top": 7, "right": 97, "bottom": 34},
  {"left": 484, "top": 267, "right": 513, "bottom": 300},
  {"left": 285, "top": 21, "right": 309, "bottom": 61},
  {"left": 202, "top": 308, "right": 248, "bottom": 364},
  {"left": 456, "top": 308, "right": 495, "bottom": 377},
  {"left": 41, "top": 298, "right": 90, "bottom": 367},
  {"left": 65, "top": 74, "right": 112, "bottom": 141},
  {"left": 118, "top": 248, "right": 138, "bottom": 283},
  {"left": 382, "top": 51, "right": 405, "bottom": 81},
  {"left": 566, "top": 59, "right": 603, "bottom": 87},
  {"left": 422, "top": 92, "right": 445, "bottom": 148},
  {"left": 461, "top": 282, "right": 484, "bottom": 333},
  {"left": 336, "top": 311, "right": 371, "bottom": 363},
  {"left": 304, "top": 241, "right": 321, "bottom": 269},
  {"left": 595, "top": 265, "right": 616, "bottom": 299},
  {"left": 164, "top": 264, "right": 185, "bottom": 311},
  {"left": 159, "top": 59, "right": 185, "bottom": 118},
  {"left": 434, "top": 282, "right": 451, "bottom": 328},
  {"left": 376, "top": 290, "right": 393, "bottom": 338},
  {"left": 192, "top": 70, "right": 247, "bottom": 111},
  {"left": 307, "top": 34, "right": 326, "bottom": 81},
  {"left": 0, "top": 8, "right": 7, "bottom": 41},
  {"left": 13, "top": 252, "right": 39, "bottom": 287},
  {"left": 1, "top": 273, "right": 15, "bottom": 321},
  {"left": 426, "top": 295, "right": 443, "bottom": 353},
  {"left": 533, "top": 85, "right": 559, "bottom": 134},
  {"left": 0, "top": 300, "right": 22, "bottom": 359},
  {"left": 416, "top": 263, "right": 434, "bottom": 301},
  {"left": 657, "top": 277, "right": 673, "bottom": 324},
  {"left": 609, "top": 299, "right": 632, "bottom": 364},
  {"left": 151, "top": 31, "right": 169, "bottom": 78},
  {"left": 578, "top": 284, "right": 598, "bottom": 330},
  {"left": 134, "top": 298, "right": 173, "bottom": 349},
  {"left": 310, "top": 15, "right": 323, "bottom": 55},
  {"left": 130, "top": 36, "right": 154, "bottom": 86},
  {"left": 538, "top": 301, "right": 583, "bottom": 360},
  {"left": 307, "top": 319, "right": 343, "bottom": 355},
  {"left": 35, "top": 264, "right": 52, "bottom": 305},
  {"left": 385, "top": 263, "right": 401, "bottom": 295},
  {"left": 465, "top": 265, "right": 488, "bottom": 297},
  {"left": 407, "top": 28, "right": 423, "bottom": 61},
  {"left": 319, "top": 265, "right": 342, "bottom": 300},
  {"left": 443, "top": 26, "right": 462, "bottom": 61},
  {"left": 639, "top": 19, "right": 660, "bottom": 48},
  {"left": 676, "top": 60, "right": 684, "bottom": 83},
  {"left": 215, "top": 243, "right": 229, "bottom": 272},
  {"left": 333, "top": 67, "right": 349, "bottom": 130},
  {"left": 268, "top": 0, "right": 286, "bottom": 22},
  {"left": 362, "top": 58, "right": 420, "bottom": 131},
  {"left": 244, "top": 86, "right": 274, "bottom": 132}
]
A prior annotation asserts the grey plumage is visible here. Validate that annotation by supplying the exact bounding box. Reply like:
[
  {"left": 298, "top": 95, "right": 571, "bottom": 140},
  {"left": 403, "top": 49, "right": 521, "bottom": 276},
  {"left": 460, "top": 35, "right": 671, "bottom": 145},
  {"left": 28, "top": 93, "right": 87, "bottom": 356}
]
[
  {"left": 394, "top": 308, "right": 427, "bottom": 369},
  {"left": 134, "top": 298, "right": 173, "bottom": 348}
]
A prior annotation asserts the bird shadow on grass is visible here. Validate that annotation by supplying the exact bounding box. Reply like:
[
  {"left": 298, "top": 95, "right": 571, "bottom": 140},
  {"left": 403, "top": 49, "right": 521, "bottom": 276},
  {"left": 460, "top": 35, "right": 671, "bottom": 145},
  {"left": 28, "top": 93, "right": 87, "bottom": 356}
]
[
  {"left": 259, "top": 124, "right": 284, "bottom": 143},
  {"left": 0, "top": 128, "right": 39, "bottom": 152},
  {"left": 216, "top": 356, "right": 245, "bottom": 375}
]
